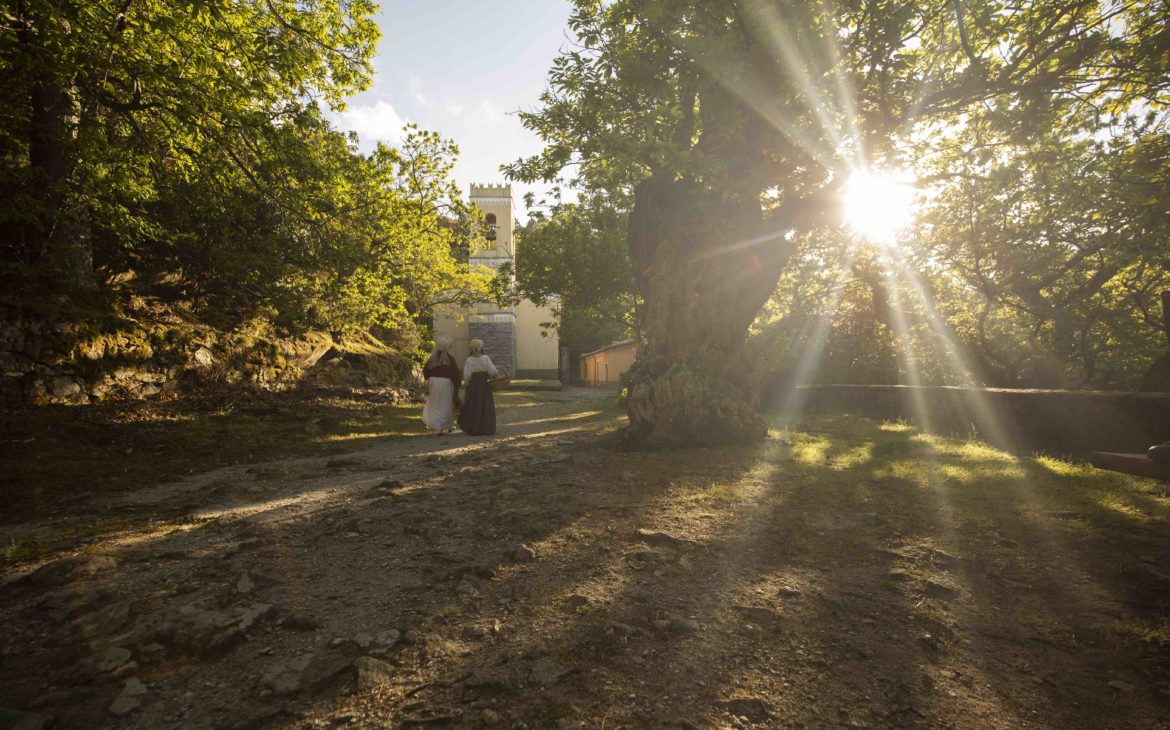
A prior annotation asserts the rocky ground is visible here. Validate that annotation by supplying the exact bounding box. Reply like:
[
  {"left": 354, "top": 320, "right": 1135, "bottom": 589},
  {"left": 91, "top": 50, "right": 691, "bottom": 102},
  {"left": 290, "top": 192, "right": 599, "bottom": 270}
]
[{"left": 2, "top": 387, "right": 1169, "bottom": 729}]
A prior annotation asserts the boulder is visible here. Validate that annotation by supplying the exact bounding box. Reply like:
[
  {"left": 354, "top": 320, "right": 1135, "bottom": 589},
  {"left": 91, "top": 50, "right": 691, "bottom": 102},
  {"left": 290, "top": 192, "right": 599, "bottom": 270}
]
[
  {"left": 352, "top": 656, "right": 395, "bottom": 691},
  {"left": 193, "top": 347, "right": 215, "bottom": 367},
  {"left": 717, "top": 697, "right": 771, "bottom": 723},
  {"left": 261, "top": 654, "right": 314, "bottom": 696},
  {"left": 50, "top": 376, "right": 82, "bottom": 400},
  {"left": 172, "top": 603, "right": 276, "bottom": 658}
]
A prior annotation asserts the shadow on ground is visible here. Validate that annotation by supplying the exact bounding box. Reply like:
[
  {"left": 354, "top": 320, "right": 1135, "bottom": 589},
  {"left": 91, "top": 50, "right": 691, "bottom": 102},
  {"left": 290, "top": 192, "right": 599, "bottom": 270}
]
[{"left": 1, "top": 400, "right": 1168, "bottom": 729}]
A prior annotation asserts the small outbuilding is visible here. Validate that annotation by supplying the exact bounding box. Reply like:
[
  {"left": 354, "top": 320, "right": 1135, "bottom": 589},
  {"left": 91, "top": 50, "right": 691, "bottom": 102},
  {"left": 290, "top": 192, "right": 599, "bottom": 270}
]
[{"left": 579, "top": 339, "right": 636, "bottom": 387}]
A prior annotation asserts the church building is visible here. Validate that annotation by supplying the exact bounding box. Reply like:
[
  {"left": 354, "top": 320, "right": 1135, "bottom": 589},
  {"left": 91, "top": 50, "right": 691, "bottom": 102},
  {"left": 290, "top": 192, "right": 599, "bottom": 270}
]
[{"left": 433, "top": 183, "right": 560, "bottom": 379}]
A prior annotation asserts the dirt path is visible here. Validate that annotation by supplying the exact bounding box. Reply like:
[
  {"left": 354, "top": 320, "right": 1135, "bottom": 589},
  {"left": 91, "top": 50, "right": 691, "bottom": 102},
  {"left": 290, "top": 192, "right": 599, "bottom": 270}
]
[
  {"left": 0, "top": 387, "right": 614, "bottom": 548},
  {"left": 2, "top": 390, "right": 1169, "bottom": 729},
  {"left": 112, "top": 387, "right": 616, "bottom": 519}
]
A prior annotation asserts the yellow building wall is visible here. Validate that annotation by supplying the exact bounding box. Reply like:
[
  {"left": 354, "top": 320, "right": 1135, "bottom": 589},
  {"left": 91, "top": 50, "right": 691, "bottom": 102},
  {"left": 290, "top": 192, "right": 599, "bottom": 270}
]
[
  {"left": 514, "top": 299, "right": 559, "bottom": 375},
  {"left": 580, "top": 342, "right": 636, "bottom": 387},
  {"left": 432, "top": 304, "right": 472, "bottom": 365}
]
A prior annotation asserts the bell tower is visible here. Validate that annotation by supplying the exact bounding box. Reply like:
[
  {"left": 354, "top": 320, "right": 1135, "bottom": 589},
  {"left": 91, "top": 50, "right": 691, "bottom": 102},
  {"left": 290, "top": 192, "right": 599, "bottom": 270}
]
[
  {"left": 466, "top": 183, "right": 517, "bottom": 377},
  {"left": 432, "top": 182, "right": 560, "bottom": 381},
  {"left": 470, "top": 183, "right": 514, "bottom": 265}
]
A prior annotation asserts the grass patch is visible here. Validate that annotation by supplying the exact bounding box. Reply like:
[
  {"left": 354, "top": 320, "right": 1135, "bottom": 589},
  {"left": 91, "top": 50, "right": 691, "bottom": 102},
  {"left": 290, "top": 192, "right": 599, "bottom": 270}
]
[
  {"left": 774, "top": 414, "right": 1170, "bottom": 535},
  {"left": 2, "top": 513, "right": 214, "bottom": 568},
  {"left": 1, "top": 391, "right": 421, "bottom": 521},
  {"left": 1113, "top": 617, "right": 1170, "bottom": 647}
]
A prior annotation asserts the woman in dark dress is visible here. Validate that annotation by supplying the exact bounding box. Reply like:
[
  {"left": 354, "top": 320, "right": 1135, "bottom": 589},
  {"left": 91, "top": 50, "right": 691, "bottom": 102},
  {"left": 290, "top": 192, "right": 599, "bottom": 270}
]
[{"left": 459, "top": 338, "right": 498, "bottom": 435}]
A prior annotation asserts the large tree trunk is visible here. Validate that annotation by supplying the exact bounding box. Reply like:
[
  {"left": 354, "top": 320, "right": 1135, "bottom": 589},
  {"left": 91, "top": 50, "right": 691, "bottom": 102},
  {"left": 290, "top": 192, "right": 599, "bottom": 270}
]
[
  {"left": 623, "top": 173, "right": 794, "bottom": 447},
  {"left": 22, "top": 5, "right": 94, "bottom": 293}
]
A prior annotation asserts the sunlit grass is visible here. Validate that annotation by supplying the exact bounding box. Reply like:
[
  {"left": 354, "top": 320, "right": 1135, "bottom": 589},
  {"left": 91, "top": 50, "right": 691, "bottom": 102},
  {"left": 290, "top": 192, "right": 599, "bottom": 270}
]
[
  {"left": 675, "top": 481, "right": 746, "bottom": 507},
  {"left": 3, "top": 515, "right": 213, "bottom": 567},
  {"left": 318, "top": 430, "right": 419, "bottom": 442},
  {"left": 937, "top": 463, "right": 974, "bottom": 482},
  {"left": 1034, "top": 454, "right": 1097, "bottom": 477},
  {"left": 911, "top": 433, "right": 1016, "bottom": 462},
  {"left": 786, "top": 435, "right": 832, "bottom": 464},
  {"left": 1095, "top": 496, "right": 1147, "bottom": 520},
  {"left": 871, "top": 458, "right": 938, "bottom": 485},
  {"left": 1113, "top": 617, "right": 1170, "bottom": 647},
  {"left": 827, "top": 442, "right": 874, "bottom": 469},
  {"left": 507, "top": 409, "right": 604, "bottom": 427},
  {"left": 785, "top": 416, "right": 1167, "bottom": 528}
]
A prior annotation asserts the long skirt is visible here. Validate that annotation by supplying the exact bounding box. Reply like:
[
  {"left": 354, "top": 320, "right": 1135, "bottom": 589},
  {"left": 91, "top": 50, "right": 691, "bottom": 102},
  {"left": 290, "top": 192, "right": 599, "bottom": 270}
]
[
  {"left": 459, "top": 372, "right": 496, "bottom": 435},
  {"left": 422, "top": 377, "right": 456, "bottom": 431}
]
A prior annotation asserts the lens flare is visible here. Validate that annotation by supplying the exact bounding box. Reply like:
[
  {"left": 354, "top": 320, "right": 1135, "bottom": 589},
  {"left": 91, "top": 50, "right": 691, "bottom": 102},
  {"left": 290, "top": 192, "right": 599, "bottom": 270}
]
[{"left": 843, "top": 170, "right": 916, "bottom": 244}]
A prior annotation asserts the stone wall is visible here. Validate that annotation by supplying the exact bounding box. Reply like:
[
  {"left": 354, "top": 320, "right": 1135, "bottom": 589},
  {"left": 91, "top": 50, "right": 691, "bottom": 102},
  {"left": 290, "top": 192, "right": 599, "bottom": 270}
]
[
  {"left": 790, "top": 384, "right": 1170, "bottom": 455},
  {"left": 469, "top": 315, "right": 516, "bottom": 378},
  {"left": 0, "top": 317, "right": 420, "bottom": 406}
]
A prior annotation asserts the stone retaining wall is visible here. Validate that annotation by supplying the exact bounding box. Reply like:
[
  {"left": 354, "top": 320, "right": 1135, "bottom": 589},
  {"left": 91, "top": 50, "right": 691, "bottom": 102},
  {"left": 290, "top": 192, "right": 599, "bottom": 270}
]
[
  {"left": 469, "top": 316, "right": 516, "bottom": 378},
  {"left": 0, "top": 318, "right": 419, "bottom": 406},
  {"left": 790, "top": 384, "right": 1170, "bottom": 455}
]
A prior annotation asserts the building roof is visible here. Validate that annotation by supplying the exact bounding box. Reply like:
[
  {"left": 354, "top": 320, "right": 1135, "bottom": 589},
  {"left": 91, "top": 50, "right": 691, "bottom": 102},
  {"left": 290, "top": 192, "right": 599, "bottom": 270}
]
[{"left": 579, "top": 339, "right": 636, "bottom": 360}]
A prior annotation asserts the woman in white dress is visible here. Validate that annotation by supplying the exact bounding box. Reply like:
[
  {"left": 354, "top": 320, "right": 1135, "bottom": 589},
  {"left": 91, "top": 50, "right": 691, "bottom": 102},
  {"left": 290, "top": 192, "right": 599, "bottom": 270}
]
[
  {"left": 458, "top": 338, "right": 499, "bottom": 435},
  {"left": 421, "top": 335, "right": 461, "bottom": 434}
]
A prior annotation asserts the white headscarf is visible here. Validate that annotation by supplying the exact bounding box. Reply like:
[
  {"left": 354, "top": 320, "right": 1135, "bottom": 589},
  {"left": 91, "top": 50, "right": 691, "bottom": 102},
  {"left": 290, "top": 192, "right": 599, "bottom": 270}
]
[
  {"left": 469, "top": 338, "right": 484, "bottom": 355},
  {"left": 428, "top": 334, "right": 454, "bottom": 367}
]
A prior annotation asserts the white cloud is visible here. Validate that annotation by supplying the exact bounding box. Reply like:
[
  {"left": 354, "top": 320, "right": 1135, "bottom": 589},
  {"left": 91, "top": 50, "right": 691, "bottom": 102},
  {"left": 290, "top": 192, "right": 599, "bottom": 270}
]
[{"left": 333, "top": 100, "right": 409, "bottom": 145}]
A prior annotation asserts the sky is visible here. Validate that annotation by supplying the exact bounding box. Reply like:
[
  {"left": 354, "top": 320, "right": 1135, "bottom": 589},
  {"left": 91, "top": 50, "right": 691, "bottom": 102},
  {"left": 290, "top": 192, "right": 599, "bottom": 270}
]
[{"left": 328, "top": 0, "right": 575, "bottom": 217}]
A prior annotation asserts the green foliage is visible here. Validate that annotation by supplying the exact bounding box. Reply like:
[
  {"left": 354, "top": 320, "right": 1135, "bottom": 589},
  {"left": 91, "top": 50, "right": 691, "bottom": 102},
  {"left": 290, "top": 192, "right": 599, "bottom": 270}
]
[
  {"left": 0, "top": 0, "right": 486, "bottom": 339},
  {"left": 512, "top": 0, "right": 1170, "bottom": 394},
  {"left": 498, "top": 188, "right": 636, "bottom": 353},
  {"left": 907, "top": 114, "right": 1170, "bottom": 388},
  {"left": 755, "top": 41, "right": 1170, "bottom": 390}
]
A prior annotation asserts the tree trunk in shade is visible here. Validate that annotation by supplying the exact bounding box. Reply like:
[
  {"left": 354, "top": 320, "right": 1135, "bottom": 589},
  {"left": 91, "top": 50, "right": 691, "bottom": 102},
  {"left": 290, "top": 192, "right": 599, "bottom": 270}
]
[
  {"left": 1139, "top": 292, "right": 1170, "bottom": 393},
  {"left": 622, "top": 173, "right": 795, "bottom": 447},
  {"left": 23, "top": 8, "right": 94, "bottom": 293}
]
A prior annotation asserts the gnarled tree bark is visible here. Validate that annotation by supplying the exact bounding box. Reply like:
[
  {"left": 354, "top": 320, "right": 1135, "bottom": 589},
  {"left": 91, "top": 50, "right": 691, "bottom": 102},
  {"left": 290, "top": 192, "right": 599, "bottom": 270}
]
[{"left": 623, "top": 173, "right": 795, "bottom": 447}]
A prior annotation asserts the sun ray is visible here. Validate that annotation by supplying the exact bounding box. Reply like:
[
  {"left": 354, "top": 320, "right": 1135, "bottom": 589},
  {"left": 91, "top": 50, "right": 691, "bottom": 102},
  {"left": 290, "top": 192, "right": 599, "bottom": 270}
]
[
  {"left": 737, "top": 0, "right": 849, "bottom": 152},
  {"left": 886, "top": 254, "right": 1018, "bottom": 451},
  {"left": 881, "top": 260, "right": 935, "bottom": 433},
  {"left": 771, "top": 248, "right": 858, "bottom": 426},
  {"left": 685, "top": 49, "right": 838, "bottom": 171},
  {"left": 692, "top": 228, "right": 794, "bottom": 261}
]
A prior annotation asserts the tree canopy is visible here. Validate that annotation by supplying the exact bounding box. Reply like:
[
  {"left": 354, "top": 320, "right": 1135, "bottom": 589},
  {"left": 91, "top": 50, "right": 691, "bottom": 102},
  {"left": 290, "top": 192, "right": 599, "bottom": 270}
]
[
  {"left": 1, "top": 0, "right": 487, "bottom": 337},
  {"left": 509, "top": 0, "right": 1169, "bottom": 443},
  {"left": 499, "top": 188, "right": 636, "bottom": 355}
]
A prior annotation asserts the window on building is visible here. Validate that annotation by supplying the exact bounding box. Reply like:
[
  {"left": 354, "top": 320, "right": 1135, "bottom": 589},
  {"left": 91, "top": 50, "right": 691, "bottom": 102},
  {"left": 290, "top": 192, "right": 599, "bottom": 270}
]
[{"left": 483, "top": 213, "right": 498, "bottom": 250}]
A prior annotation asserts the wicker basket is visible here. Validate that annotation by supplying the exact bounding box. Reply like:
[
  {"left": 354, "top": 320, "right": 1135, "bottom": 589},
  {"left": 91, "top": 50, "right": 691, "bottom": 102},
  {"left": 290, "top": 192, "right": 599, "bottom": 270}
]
[{"left": 488, "top": 375, "right": 510, "bottom": 391}]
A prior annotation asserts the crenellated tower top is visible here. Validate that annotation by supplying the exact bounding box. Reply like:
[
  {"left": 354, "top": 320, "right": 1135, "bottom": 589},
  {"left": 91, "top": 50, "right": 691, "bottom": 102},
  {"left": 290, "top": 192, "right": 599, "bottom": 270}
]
[{"left": 470, "top": 182, "right": 512, "bottom": 198}]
